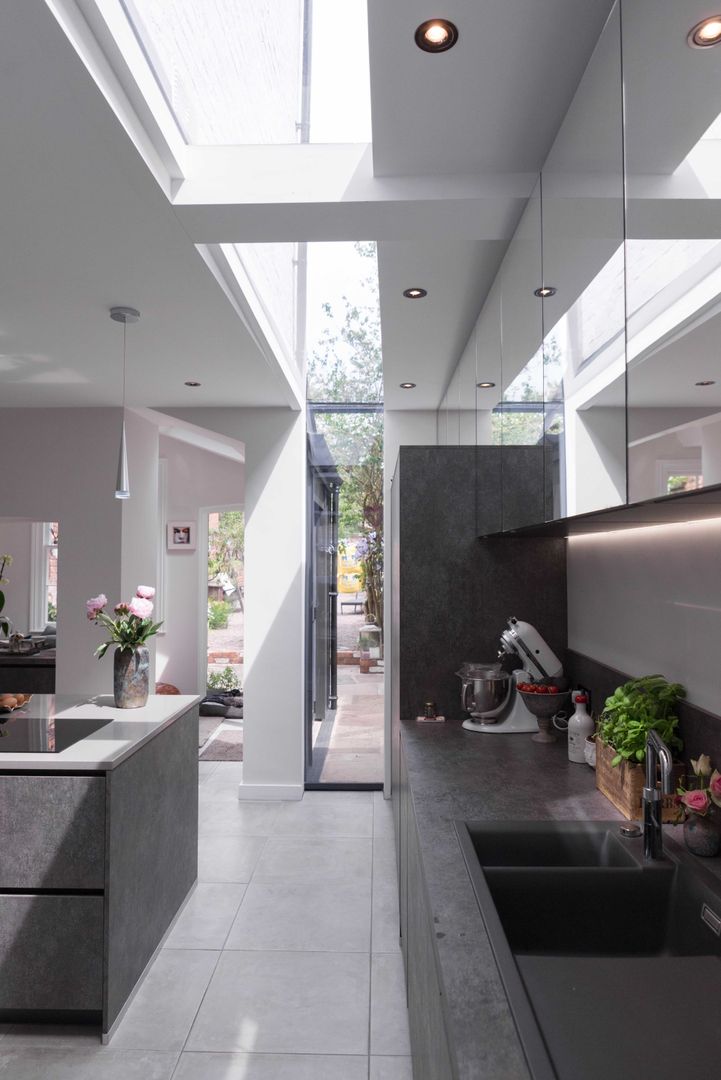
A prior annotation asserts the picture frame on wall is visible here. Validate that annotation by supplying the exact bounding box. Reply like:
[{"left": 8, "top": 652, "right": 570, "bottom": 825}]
[{"left": 167, "top": 521, "right": 196, "bottom": 551}]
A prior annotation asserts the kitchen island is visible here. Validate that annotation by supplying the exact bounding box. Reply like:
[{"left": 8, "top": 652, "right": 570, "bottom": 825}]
[
  {"left": 0, "top": 693, "right": 200, "bottom": 1039},
  {"left": 393, "top": 718, "right": 629, "bottom": 1080}
]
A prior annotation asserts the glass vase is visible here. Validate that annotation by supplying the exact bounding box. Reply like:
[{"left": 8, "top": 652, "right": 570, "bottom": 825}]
[
  {"left": 113, "top": 646, "right": 150, "bottom": 709},
  {"left": 683, "top": 812, "right": 721, "bottom": 857}
]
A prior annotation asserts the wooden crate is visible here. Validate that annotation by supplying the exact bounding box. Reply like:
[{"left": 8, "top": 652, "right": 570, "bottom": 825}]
[{"left": 595, "top": 738, "right": 683, "bottom": 822}]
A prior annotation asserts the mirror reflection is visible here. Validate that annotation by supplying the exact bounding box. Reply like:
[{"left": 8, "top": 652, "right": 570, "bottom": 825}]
[
  {"left": 0, "top": 519, "right": 58, "bottom": 693},
  {"left": 624, "top": 0, "right": 721, "bottom": 501}
]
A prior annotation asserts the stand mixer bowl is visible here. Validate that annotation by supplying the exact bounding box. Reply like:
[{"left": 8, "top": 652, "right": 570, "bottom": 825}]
[{"left": 456, "top": 664, "right": 511, "bottom": 719}]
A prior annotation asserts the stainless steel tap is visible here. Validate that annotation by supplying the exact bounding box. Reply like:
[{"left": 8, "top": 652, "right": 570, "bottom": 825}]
[{"left": 643, "top": 729, "right": 673, "bottom": 860}]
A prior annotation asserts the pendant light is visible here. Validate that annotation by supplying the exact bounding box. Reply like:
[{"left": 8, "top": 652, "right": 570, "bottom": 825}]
[{"left": 109, "top": 306, "right": 140, "bottom": 499}]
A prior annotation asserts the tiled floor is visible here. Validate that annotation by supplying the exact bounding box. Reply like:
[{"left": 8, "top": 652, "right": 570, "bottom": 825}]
[
  {"left": 309, "top": 668, "right": 384, "bottom": 784},
  {"left": 0, "top": 765, "right": 411, "bottom": 1080}
]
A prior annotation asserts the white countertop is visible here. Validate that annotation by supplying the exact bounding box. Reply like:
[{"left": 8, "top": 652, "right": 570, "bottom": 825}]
[{"left": 0, "top": 694, "right": 201, "bottom": 771}]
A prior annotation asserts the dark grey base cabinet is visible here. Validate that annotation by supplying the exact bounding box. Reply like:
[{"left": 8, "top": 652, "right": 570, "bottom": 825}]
[
  {"left": 0, "top": 704, "right": 198, "bottom": 1035},
  {"left": 395, "top": 740, "right": 454, "bottom": 1080}
]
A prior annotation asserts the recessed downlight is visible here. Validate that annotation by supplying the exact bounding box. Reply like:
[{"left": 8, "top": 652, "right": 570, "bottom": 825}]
[
  {"left": 403, "top": 287, "right": 427, "bottom": 299},
  {"left": 534, "top": 286, "right": 557, "bottom": 298},
  {"left": 695, "top": 379, "right": 716, "bottom": 386},
  {"left": 400, "top": 382, "right": 417, "bottom": 389},
  {"left": 415, "top": 18, "right": 459, "bottom": 53},
  {"left": 477, "top": 381, "right": 496, "bottom": 389},
  {"left": 688, "top": 16, "right": 721, "bottom": 48},
  {"left": 184, "top": 380, "right": 202, "bottom": 387}
]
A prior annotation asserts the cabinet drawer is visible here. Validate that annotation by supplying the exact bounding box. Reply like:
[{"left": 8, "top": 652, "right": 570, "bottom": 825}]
[
  {"left": 0, "top": 894, "right": 103, "bottom": 1010},
  {"left": 0, "top": 775, "right": 105, "bottom": 889}
]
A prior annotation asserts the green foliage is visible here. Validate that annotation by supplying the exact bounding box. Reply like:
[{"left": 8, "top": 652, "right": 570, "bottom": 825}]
[
  {"left": 207, "top": 666, "right": 241, "bottom": 691},
  {"left": 208, "top": 511, "right": 244, "bottom": 590},
  {"left": 208, "top": 599, "right": 231, "bottom": 630},
  {"left": 307, "top": 243, "right": 384, "bottom": 626},
  {"left": 94, "top": 613, "right": 163, "bottom": 658},
  {"left": 599, "top": 675, "right": 685, "bottom": 766},
  {"left": 47, "top": 602, "right": 57, "bottom": 622}
]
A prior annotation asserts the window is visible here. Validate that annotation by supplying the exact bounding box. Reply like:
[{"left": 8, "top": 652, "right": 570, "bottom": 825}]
[{"left": 30, "top": 522, "right": 58, "bottom": 630}]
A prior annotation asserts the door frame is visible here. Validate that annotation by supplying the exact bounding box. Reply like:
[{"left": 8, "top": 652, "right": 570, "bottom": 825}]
[{"left": 197, "top": 503, "right": 244, "bottom": 696}]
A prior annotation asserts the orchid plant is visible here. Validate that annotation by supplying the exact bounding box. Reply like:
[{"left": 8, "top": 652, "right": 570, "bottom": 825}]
[
  {"left": 0, "top": 553, "right": 13, "bottom": 637},
  {"left": 86, "top": 586, "right": 163, "bottom": 658},
  {"left": 676, "top": 754, "right": 721, "bottom": 819}
]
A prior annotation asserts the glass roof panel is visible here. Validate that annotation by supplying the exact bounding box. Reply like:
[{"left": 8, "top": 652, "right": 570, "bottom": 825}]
[
  {"left": 306, "top": 242, "right": 382, "bottom": 404},
  {"left": 121, "top": 0, "right": 371, "bottom": 145}
]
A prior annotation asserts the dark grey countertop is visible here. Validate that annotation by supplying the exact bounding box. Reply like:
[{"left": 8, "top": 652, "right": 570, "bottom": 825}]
[{"left": 400, "top": 717, "right": 693, "bottom": 1080}]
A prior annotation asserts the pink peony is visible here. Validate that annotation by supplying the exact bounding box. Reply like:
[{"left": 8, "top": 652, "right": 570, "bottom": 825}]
[
  {"left": 128, "top": 596, "right": 153, "bottom": 620},
  {"left": 86, "top": 594, "right": 107, "bottom": 619},
  {"left": 681, "top": 789, "right": 710, "bottom": 816},
  {"left": 114, "top": 603, "right": 129, "bottom": 615},
  {"left": 136, "top": 585, "right": 155, "bottom": 600}
]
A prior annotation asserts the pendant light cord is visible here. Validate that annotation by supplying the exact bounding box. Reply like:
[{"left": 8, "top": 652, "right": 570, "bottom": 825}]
[{"left": 122, "top": 319, "right": 127, "bottom": 410}]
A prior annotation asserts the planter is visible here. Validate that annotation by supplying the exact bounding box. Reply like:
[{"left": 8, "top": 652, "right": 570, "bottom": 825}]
[
  {"left": 683, "top": 813, "right": 721, "bottom": 857},
  {"left": 113, "top": 646, "right": 149, "bottom": 709},
  {"left": 595, "top": 737, "right": 683, "bottom": 822}
]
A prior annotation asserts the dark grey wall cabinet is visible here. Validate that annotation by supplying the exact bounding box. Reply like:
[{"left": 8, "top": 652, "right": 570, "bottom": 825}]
[{"left": 395, "top": 446, "right": 567, "bottom": 724}]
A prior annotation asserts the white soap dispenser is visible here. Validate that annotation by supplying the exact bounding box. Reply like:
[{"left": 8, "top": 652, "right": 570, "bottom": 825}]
[{"left": 567, "top": 694, "right": 594, "bottom": 763}]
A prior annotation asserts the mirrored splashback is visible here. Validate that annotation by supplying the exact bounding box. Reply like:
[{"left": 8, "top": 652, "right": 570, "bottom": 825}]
[
  {"left": 439, "top": 0, "right": 721, "bottom": 532},
  {"left": 625, "top": 0, "right": 721, "bottom": 503}
]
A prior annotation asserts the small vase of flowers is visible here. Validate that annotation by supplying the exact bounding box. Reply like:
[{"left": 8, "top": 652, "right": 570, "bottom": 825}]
[
  {"left": 676, "top": 754, "right": 721, "bottom": 857},
  {"left": 86, "top": 586, "right": 162, "bottom": 708}
]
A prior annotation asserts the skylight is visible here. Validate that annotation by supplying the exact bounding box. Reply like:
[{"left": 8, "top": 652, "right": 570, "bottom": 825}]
[{"left": 120, "top": 0, "right": 371, "bottom": 145}]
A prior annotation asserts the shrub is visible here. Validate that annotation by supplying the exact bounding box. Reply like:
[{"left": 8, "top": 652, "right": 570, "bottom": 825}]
[
  {"left": 207, "top": 666, "right": 240, "bottom": 692},
  {"left": 207, "top": 599, "right": 231, "bottom": 630}
]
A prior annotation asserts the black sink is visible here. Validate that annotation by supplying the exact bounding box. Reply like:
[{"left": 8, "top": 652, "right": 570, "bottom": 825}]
[{"left": 456, "top": 820, "right": 721, "bottom": 1080}]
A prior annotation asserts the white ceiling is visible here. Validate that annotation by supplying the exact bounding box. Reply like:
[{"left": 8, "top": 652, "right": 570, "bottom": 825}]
[
  {"left": 0, "top": 0, "right": 621, "bottom": 413},
  {"left": 0, "top": 0, "right": 293, "bottom": 409}
]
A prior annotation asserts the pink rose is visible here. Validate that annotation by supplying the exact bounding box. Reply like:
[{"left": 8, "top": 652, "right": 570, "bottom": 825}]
[
  {"left": 128, "top": 596, "right": 153, "bottom": 620},
  {"left": 86, "top": 594, "right": 107, "bottom": 619},
  {"left": 710, "top": 770, "right": 721, "bottom": 807},
  {"left": 681, "top": 789, "right": 710, "bottom": 816},
  {"left": 114, "top": 603, "right": 130, "bottom": 615},
  {"left": 136, "top": 585, "right": 155, "bottom": 600}
]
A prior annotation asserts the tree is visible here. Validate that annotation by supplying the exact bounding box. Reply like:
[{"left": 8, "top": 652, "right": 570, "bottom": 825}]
[
  {"left": 208, "top": 511, "right": 245, "bottom": 595},
  {"left": 307, "top": 243, "right": 384, "bottom": 626}
]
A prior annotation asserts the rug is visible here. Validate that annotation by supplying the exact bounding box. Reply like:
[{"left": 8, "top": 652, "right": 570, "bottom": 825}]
[{"left": 199, "top": 726, "right": 244, "bottom": 761}]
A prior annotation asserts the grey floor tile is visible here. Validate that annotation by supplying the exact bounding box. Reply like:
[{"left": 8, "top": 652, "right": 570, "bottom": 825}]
[
  {"left": 174, "top": 1051, "right": 368, "bottom": 1079},
  {"left": 225, "top": 880, "right": 371, "bottom": 952},
  {"left": 198, "top": 762, "right": 220, "bottom": 784},
  {"left": 373, "top": 836, "right": 398, "bottom": 881},
  {"left": 370, "top": 954, "right": 411, "bottom": 1057},
  {"left": 273, "top": 796, "right": 373, "bottom": 837},
  {"left": 0, "top": 1025, "right": 100, "bottom": 1048},
  {"left": 207, "top": 762, "right": 244, "bottom": 783},
  {"left": 370, "top": 1055, "right": 414, "bottom": 1080},
  {"left": 253, "top": 836, "right": 372, "bottom": 885},
  {"left": 373, "top": 792, "right": 395, "bottom": 838},
  {"left": 299, "top": 791, "right": 373, "bottom": 805},
  {"left": 0, "top": 1048, "right": 178, "bottom": 1079},
  {"left": 198, "top": 833, "right": 267, "bottom": 883},
  {"left": 372, "top": 876, "right": 401, "bottom": 954},
  {"left": 186, "top": 950, "right": 370, "bottom": 1055},
  {"left": 110, "top": 949, "right": 219, "bottom": 1052},
  {"left": 164, "top": 883, "right": 246, "bottom": 950},
  {"left": 199, "top": 792, "right": 281, "bottom": 836}
]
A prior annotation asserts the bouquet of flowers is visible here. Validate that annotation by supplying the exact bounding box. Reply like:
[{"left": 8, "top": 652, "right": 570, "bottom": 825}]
[
  {"left": 86, "top": 586, "right": 162, "bottom": 658},
  {"left": 676, "top": 754, "right": 721, "bottom": 818}
]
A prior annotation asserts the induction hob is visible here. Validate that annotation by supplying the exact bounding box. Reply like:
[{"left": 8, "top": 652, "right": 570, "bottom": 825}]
[{"left": 0, "top": 713, "right": 113, "bottom": 753}]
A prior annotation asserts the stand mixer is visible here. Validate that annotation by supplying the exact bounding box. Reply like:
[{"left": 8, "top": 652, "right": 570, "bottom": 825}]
[{"left": 458, "top": 617, "right": 563, "bottom": 733}]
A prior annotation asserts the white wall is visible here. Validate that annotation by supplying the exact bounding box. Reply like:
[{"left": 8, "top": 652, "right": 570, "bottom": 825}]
[
  {"left": 156, "top": 435, "right": 244, "bottom": 692},
  {"left": 568, "top": 517, "right": 721, "bottom": 715},
  {"left": 0, "top": 408, "right": 123, "bottom": 694},
  {"left": 158, "top": 407, "right": 305, "bottom": 799},
  {"left": 0, "top": 520, "right": 33, "bottom": 635}
]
